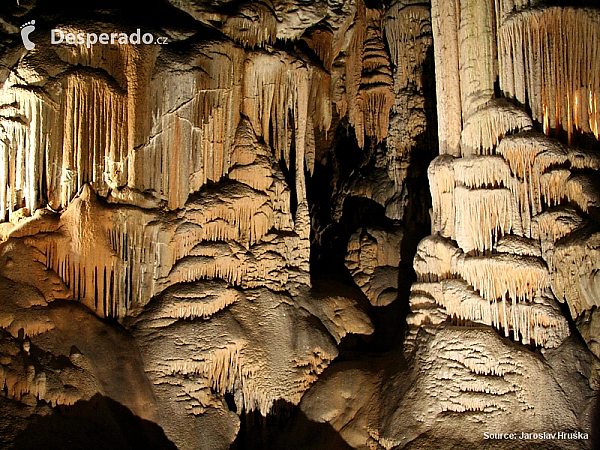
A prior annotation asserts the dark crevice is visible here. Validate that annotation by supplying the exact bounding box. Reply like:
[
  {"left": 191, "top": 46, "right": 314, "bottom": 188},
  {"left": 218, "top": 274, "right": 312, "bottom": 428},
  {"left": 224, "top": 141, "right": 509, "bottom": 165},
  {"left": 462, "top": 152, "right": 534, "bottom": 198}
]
[
  {"left": 230, "top": 400, "right": 352, "bottom": 450},
  {"left": 10, "top": 394, "right": 177, "bottom": 450}
]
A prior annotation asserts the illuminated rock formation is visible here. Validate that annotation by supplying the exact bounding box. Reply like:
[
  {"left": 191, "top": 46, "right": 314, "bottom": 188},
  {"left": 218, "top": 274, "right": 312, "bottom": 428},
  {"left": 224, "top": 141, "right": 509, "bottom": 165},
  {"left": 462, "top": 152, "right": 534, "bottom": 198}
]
[
  {"left": 0, "top": 0, "right": 598, "bottom": 449},
  {"left": 299, "top": 1, "right": 600, "bottom": 449}
]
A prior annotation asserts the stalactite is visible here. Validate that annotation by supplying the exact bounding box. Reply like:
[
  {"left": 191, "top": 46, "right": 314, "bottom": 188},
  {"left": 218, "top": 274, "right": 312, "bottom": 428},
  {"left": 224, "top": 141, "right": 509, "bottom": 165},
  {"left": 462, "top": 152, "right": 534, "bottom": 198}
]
[
  {"left": 353, "top": 7, "right": 395, "bottom": 147},
  {"left": 384, "top": 3, "right": 431, "bottom": 91},
  {"left": 167, "top": 256, "right": 245, "bottom": 289},
  {"left": 1, "top": 30, "right": 330, "bottom": 219},
  {"left": 453, "top": 186, "right": 520, "bottom": 253},
  {"left": 498, "top": 7, "right": 600, "bottom": 143},
  {"left": 343, "top": 0, "right": 366, "bottom": 143},
  {"left": 453, "top": 253, "right": 549, "bottom": 303},
  {"left": 140, "top": 43, "right": 244, "bottom": 209},
  {"left": 410, "top": 279, "right": 568, "bottom": 348},
  {"left": 57, "top": 38, "right": 159, "bottom": 187},
  {"left": 220, "top": 3, "right": 278, "bottom": 48},
  {"left": 532, "top": 207, "right": 584, "bottom": 251},
  {"left": 161, "top": 116, "right": 307, "bottom": 296},
  {"left": 165, "top": 344, "right": 253, "bottom": 408},
  {"left": 302, "top": 26, "right": 334, "bottom": 71},
  {"left": 0, "top": 68, "right": 130, "bottom": 215},
  {"left": 460, "top": 101, "right": 533, "bottom": 155}
]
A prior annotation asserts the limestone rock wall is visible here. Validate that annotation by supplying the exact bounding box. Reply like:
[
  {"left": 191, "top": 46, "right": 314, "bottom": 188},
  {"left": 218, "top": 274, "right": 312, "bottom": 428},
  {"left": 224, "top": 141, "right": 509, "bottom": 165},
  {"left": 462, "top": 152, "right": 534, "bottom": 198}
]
[{"left": 0, "top": 1, "right": 598, "bottom": 449}]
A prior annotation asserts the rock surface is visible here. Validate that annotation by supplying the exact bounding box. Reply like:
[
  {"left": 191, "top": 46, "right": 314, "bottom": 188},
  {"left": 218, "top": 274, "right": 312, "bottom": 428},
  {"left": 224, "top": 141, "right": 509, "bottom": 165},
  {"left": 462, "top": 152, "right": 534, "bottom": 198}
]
[{"left": 0, "top": 1, "right": 599, "bottom": 449}]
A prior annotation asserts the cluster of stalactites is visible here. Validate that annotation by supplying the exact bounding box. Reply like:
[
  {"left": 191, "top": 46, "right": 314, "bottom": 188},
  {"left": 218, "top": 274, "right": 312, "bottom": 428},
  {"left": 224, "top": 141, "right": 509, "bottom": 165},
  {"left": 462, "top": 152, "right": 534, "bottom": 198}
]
[
  {"left": 384, "top": 2, "right": 431, "bottom": 92},
  {"left": 429, "top": 154, "right": 523, "bottom": 253},
  {"left": 460, "top": 100, "right": 533, "bottom": 156},
  {"left": 452, "top": 253, "right": 549, "bottom": 303},
  {"left": 0, "top": 71, "right": 128, "bottom": 219},
  {"left": 409, "top": 279, "right": 568, "bottom": 348},
  {"left": 164, "top": 343, "right": 277, "bottom": 415},
  {"left": 243, "top": 51, "right": 331, "bottom": 178},
  {"left": 0, "top": 3, "right": 418, "bottom": 220},
  {"left": 496, "top": 132, "right": 600, "bottom": 236},
  {"left": 20, "top": 185, "right": 171, "bottom": 320},
  {"left": 348, "top": 5, "right": 395, "bottom": 148},
  {"left": 498, "top": 7, "right": 600, "bottom": 143},
  {"left": 408, "top": 234, "right": 568, "bottom": 349},
  {"left": 429, "top": 131, "right": 600, "bottom": 250},
  {"left": 0, "top": 36, "right": 334, "bottom": 216},
  {"left": 220, "top": 2, "right": 278, "bottom": 48}
]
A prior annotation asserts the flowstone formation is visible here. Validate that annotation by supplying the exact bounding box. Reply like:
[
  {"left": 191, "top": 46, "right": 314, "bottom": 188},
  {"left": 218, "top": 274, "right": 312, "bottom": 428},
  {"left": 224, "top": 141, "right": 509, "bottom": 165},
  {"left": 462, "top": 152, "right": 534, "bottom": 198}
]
[{"left": 0, "top": 0, "right": 598, "bottom": 449}]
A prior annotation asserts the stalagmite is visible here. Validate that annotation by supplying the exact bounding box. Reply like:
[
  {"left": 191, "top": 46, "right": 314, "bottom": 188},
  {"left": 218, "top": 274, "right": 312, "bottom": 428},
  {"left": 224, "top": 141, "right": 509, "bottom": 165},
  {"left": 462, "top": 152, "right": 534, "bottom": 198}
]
[
  {"left": 413, "top": 234, "right": 461, "bottom": 282},
  {"left": 428, "top": 155, "right": 457, "bottom": 237},
  {"left": 133, "top": 285, "right": 347, "bottom": 425}
]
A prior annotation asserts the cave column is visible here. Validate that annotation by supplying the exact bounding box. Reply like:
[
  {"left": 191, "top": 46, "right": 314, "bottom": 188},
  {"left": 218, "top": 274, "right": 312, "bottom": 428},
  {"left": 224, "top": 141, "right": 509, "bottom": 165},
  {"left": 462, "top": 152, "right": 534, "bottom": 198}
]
[
  {"left": 458, "top": 0, "right": 496, "bottom": 120},
  {"left": 430, "top": 0, "right": 462, "bottom": 156},
  {"left": 294, "top": 65, "right": 311, "bottom": 246}
]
